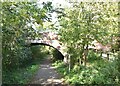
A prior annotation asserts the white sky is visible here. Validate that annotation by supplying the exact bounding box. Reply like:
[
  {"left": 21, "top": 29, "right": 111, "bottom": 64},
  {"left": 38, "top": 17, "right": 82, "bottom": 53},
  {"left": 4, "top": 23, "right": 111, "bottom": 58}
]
[
  {"left": 37, "top": 0, "right": 71, "bottom": 21},
  {"left": 36, "top": 0, "right": 71, "bottom": 30}
]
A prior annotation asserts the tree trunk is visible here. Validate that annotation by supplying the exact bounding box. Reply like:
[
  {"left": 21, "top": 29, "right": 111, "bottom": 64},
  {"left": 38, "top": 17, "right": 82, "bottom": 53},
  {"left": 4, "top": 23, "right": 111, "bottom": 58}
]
[
  {"left": 68, "top": 55, "right": 71, "bottom": 72},
  {"left": 106, "top": 53, "right": 109, "bottom": 60},
  {"left": 82, "top": 44, "right": 88, "bottom": 66}
]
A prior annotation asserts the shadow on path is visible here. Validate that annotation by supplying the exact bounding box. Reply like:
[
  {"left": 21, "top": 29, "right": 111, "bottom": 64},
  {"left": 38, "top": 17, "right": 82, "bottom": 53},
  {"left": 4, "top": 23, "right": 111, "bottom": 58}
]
[{"left": 31, "top": 56, "right": 67, "bottom": 85}]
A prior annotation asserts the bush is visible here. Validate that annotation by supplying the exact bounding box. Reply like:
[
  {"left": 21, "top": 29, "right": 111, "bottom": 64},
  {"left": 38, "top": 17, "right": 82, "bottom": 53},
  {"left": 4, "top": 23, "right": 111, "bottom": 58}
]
[{"left": 53, "top": 57, "right": 119, "bottom": 85}]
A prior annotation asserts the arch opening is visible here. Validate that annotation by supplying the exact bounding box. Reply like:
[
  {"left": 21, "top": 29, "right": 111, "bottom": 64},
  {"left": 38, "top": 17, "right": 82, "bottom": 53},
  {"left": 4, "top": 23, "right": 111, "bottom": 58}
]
[{"left": 30, "top": 43, "right": 64, "bottom": 61}]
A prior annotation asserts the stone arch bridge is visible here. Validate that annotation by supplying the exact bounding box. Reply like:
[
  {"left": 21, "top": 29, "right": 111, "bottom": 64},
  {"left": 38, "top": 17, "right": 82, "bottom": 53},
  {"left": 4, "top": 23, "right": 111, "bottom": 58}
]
[
  {"left": 26, "top": 31, "right": 67, "bottom": 62},
  {"left": 26, "top": 31, "right": 113, "bottom": 62}
]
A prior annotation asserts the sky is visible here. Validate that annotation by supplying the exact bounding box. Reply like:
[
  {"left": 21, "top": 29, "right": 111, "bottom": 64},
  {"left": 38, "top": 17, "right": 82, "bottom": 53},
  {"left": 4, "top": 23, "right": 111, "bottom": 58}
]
[
  {"left": 34, "top": 0, "right": 71, "bottom": 31},
  {"left": 37, "top": 0, "right": 71, "bottom": 22}
]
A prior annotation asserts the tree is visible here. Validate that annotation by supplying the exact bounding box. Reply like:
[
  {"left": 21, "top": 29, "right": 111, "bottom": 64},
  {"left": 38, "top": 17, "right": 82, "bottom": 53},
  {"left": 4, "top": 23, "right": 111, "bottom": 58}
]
[
  {"left": 58, "top": 2, "right": 119, "bottom": 67},
  {"left": 2, "top": 1, "right": 53, "bottom": 69}
]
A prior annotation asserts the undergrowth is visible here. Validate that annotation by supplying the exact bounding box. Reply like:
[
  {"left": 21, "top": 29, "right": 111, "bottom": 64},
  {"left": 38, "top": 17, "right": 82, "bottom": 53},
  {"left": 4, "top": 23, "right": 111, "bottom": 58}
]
[
  {"left": 52, "top": 56, "right": 120, "bottom": 85},
  {"left": 2, "top": 57, "right": 44, "bottom": 84}
]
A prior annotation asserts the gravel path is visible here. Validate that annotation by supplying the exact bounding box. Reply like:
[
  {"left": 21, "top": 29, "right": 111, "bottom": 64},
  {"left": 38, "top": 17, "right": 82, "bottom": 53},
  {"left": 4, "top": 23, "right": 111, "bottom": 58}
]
[{"left": 31, "top": 57, "right": 67, "bottom": 85}]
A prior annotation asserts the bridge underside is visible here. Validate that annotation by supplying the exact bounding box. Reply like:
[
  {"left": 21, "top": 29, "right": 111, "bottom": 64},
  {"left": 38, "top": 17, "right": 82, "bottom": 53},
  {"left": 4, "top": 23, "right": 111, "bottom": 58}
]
[{"left": 30, "top": 43, "right": 64, "bottom": 60}]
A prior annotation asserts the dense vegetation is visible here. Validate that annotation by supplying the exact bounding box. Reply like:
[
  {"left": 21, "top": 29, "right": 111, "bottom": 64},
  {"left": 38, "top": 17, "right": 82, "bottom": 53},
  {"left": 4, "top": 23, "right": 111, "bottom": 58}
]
[
  {"left": 53, "top": 51, "right": 119, "bottom": 84},
  {"left": 53, "top": 2, "right": 120, "bottom": 85},
  {"left": 59, "top": 2, "right": 119, "bottom": 66},
  {"left": 1, "top": 1, "right": 120, "bottom": 85},
  {"left": 2, "top": 2, "right": 53, "bottom": 84}
]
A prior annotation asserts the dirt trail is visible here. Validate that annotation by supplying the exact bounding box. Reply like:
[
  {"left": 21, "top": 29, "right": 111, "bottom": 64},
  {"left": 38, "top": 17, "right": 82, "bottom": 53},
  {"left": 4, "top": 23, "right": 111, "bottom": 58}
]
[{"left": 31, "top": 57, "right": 67, "bottom": 85}]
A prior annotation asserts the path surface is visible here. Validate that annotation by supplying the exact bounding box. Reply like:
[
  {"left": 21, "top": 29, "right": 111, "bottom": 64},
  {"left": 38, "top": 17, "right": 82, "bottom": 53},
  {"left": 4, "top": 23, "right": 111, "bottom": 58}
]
[{"left": 31, "top": 57, "right": 67, "bottom": 85}]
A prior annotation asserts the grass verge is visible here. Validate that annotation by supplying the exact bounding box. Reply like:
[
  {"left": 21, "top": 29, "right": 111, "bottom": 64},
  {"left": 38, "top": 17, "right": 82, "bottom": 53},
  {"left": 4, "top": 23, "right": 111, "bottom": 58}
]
[{"left": 2, "top": 57, "right": 44, "bottom": 84}]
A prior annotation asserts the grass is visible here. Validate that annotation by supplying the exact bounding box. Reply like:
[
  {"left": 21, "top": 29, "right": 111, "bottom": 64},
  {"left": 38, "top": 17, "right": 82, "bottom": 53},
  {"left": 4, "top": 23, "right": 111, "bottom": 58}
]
[{"left": 2, "top": 57, "right": 45, "bottom": 84}]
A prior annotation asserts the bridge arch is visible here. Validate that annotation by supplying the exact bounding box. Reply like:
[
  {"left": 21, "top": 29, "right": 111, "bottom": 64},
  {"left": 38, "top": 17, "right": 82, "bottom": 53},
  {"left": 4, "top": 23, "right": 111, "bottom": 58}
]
[
  {"left": 30, "top": 42, "right": 64, "bottom": 60},
  {"left": 26, "top": 31, "right": 67, "bottom": 62}
]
